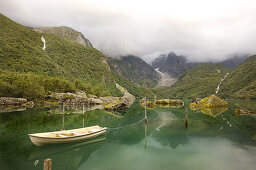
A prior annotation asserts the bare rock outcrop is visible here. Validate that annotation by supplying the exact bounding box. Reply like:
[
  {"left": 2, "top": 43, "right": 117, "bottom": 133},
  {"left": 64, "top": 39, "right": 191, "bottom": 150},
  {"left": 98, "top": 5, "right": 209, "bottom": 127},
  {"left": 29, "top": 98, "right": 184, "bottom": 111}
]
[{"left": 33, "top": 26, "right": 93, "bottom": 47}]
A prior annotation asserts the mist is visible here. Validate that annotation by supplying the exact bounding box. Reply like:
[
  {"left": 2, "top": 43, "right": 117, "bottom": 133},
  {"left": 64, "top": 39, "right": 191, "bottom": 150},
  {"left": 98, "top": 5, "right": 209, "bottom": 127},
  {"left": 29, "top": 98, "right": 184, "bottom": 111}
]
[{"left": 1, "top": 0, "right": 256, "bottom": 62}]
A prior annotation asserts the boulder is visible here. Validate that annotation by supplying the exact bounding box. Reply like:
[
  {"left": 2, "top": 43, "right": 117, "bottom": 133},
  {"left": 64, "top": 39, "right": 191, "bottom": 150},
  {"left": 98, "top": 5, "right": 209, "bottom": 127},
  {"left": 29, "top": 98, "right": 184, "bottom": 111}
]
[
  {"left": 191, "top": 97, "right": 201, "bottom": 104},
  {"left": 104, "top": 100, "right": 128, "bottom": 111},
  {"left": 26, "top": 101, "right": 34, "bottom": 108},
  {"left": 99, "top": 96, "right": 119, "bottom": 105},
  {"left": 140, "top": 101, "right": 156, "bottom": 108},
  {"left": 49, "top": 91, "right": 89, "bottom": 105},
  {"left": 104, "top": 84, "right": 135, "bottom": 111},
  {"left": 156, "top": 99, "right": 184, "bottom": 106},
  {"left": 88, "top": 98, "right": 103, "bottom": 105},
  {"left": 197, "top": 95, "right": 228, "bottom": 108},
  {"left": 0, "top": 97, "right": 27, "bottom": 106}
]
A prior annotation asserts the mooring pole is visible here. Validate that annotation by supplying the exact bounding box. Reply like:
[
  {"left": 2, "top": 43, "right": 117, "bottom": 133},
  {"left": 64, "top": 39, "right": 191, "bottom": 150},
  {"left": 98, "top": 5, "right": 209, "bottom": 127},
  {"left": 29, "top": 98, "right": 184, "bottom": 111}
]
[
  {"left": 43, "top": 158, "right": 52, "bottom": 170},
  {"left": 83, "top": 105, "right": 85, "bottom": 128},
  {"left": 144, "top": 122, "right": 148, "bottom": 149},
  {"left": 185, "top": 108, "right": 188, "bottom": 127},
  {"left": 144, "top": 97, "right": 148, "bottom": 123},
  {"left": 62, "top": 104, "right": 65, "bottom": 130}
]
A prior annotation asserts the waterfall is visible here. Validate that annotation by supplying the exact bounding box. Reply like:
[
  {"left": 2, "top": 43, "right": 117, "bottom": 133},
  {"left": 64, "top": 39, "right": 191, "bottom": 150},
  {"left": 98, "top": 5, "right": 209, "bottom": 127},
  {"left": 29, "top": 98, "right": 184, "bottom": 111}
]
[
  {"left": 216, "top": 73, "right": 229, "bottom": 94},
  {"left": 41, "top": 36, "right": 46, "bottom": 50}
]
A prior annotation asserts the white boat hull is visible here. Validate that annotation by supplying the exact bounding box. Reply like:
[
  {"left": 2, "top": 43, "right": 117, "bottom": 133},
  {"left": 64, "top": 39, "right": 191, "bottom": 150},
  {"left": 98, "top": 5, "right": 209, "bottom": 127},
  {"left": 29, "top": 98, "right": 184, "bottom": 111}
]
[{"left": 29, "top": 127, "right": 107, "bottom": 146}]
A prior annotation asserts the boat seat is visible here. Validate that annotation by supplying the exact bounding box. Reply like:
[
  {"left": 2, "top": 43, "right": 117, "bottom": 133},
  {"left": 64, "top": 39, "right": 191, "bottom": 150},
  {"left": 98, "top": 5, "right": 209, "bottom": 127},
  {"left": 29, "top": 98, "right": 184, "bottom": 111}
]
[
  {"left": 55, "top": 134, "right": 67, "bottom": 138},
  {"left": 88, "top": 129, "right": 99, "bottom": 133}
]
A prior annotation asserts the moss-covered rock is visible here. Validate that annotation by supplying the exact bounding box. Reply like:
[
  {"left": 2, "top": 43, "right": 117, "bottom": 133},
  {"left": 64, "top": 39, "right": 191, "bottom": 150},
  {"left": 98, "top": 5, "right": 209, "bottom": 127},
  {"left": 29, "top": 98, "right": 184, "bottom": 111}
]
[
  {"left": 197, "top": 95, "right": 228, "bottom": 108},
  {"left": 104, "top": 100, "right": 128, "bottom": 111},
  {"left": 190, "top": 95, "right": 228, "bottom": 117},
  {"left": 104, "top": 83, "right": 135, "bottom": 111},
  {"left": 140, "top": 101, "right": 156, "bottom": 108},
  {"left": 156, "top": 99, "right": 184, "bottom": 106}
]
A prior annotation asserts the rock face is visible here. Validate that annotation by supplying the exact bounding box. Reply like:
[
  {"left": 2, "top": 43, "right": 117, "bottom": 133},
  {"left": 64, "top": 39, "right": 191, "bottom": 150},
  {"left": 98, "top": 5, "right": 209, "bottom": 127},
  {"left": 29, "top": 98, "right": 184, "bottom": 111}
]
[
  {"left": 152, "top": 52, "right": 188, "bottom": 78},
  {"left": 33, "top": 26, "right": 93, "bottom": 47},
  {"left": 0, "top": 97, "right": 27, "bottom": 106},
  {"left": 108, "top": 55, "right": 159, "bottom": 87},
  {"left": 154, "top": 68, "right": 177, "bottom": 87}
]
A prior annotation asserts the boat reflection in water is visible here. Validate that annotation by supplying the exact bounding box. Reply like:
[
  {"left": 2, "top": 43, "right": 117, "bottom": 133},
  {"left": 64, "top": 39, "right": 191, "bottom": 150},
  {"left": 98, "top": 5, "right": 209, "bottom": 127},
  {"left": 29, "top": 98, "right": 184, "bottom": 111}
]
[{"left": 27, "top": 136, "right": 106, "bottom": 169}]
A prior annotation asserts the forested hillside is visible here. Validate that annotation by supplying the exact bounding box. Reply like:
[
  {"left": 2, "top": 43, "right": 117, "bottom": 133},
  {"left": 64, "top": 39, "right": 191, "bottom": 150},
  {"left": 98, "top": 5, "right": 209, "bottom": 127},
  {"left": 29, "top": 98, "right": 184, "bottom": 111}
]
[
  {"left": 152, "top": 64, "right": 231, "bottom": 99},
  {"left": 219, "top": 55, "right": 256, "bottom": 99},
  {"left": 0, "top": 13, "right": 153, "bottom": 100}
]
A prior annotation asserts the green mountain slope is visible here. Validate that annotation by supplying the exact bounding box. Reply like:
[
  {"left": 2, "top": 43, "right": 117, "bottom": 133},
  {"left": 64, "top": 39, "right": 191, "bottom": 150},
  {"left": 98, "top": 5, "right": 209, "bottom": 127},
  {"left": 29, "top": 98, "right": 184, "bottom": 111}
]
[
  {"left": 152, "top": 64, "right": 231, "bottom": 99},
  {"left": 0, "top": 13, "right": 153, "bottom": 100},
  {"left": 219, "top": 55, "right": 256, "bottom": 99},
  {"left": 108, "top": 55, "right": 159, "bottom": 87}
]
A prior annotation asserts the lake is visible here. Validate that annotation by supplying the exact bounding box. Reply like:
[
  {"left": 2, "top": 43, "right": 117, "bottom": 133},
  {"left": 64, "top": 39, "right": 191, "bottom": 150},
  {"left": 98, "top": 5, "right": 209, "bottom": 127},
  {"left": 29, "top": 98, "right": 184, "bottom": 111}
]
[{"left": 0, "top": 99, "right": 256, "bottom": 170}]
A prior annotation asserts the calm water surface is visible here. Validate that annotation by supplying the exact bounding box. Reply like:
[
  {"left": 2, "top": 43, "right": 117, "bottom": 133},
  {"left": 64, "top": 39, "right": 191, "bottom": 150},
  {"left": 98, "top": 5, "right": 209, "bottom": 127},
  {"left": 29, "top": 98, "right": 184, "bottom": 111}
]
[{"left": 0, "top": 100, "right": 256, "bottom": 170}]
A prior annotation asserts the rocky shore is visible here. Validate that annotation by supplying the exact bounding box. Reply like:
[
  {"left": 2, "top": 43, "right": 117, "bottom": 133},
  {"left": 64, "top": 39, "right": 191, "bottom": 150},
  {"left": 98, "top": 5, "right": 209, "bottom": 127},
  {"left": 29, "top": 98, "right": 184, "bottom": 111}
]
[{"left": 0, "top": 84, "right": 135, "bottom": 112}]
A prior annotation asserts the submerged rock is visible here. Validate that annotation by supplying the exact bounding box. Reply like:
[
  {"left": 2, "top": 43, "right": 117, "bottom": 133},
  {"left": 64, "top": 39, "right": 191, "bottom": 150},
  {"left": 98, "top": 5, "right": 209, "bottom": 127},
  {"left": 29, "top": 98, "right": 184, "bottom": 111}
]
[{"left": 235, "top": 109, "right": 256, "bottom": 115}]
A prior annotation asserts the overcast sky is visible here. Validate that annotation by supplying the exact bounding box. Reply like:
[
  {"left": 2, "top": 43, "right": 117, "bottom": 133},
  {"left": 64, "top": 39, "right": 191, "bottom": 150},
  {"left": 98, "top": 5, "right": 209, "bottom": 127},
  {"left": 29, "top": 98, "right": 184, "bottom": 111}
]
[{"left": 1, "top": 0, "right": 256, "bottom": 62}]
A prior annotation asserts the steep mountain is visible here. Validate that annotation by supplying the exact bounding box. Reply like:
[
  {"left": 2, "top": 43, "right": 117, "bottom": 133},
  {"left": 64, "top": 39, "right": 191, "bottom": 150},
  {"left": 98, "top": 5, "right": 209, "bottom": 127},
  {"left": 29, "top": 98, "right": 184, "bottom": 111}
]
[
  {"left": 33, "top": 26, "right": 93, "bottom": 47},
  {"left": 219, "top": 55, "right": 256, "bottom": 99},
  {"left": 152, "top": 52, "right": 249, "bottom": 83},
  {"left": 152, "top": 64, "right": 231, "bottom": 99},
  {"left": 218, "top": 55, "right": 249, "bottom": 69},
  {"left": 152, "top": 52, "right": 187, "bottom": 77},
  {"left": 108, "top": 55, "right": 159, "bottom": 87},
  {"left": 0, "top": 13, "right": 154, "bottom": 100}
]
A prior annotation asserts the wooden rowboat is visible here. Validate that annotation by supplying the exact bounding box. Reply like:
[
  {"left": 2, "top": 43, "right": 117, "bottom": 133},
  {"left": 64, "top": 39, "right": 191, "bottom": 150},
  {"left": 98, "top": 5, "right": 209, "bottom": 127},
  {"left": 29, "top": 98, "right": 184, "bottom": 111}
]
[{"left": 28, "top": 125, "right": 107, "bottom": 146}]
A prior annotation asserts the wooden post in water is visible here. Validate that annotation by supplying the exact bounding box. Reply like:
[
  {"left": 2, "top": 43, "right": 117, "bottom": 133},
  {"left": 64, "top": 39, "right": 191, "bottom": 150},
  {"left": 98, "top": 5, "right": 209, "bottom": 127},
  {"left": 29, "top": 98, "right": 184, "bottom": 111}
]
[
  {"left": 43, "top": 158, "right": 52, "bottom": 170},
  {"left": 185, "top": 108, "right": 188, "bottom": 128},
  {"left": 83, "top": 105, "right": 85, "bottom": 128},
  {"left": 144, "top": 122, "right": 148, "bottom": 149},
  {"left": 144, "top": 97, "right": 148, "bottom": 123},
  {"left": 62, "top": 104, "right": 65, "bottom": 130}
]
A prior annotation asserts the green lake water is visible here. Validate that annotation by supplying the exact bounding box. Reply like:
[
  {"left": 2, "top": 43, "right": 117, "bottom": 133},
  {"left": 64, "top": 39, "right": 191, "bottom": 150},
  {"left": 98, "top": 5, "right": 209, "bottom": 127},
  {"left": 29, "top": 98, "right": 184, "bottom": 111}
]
[{"left": 0, "top": 99, "right": 256, "bottom": 170}]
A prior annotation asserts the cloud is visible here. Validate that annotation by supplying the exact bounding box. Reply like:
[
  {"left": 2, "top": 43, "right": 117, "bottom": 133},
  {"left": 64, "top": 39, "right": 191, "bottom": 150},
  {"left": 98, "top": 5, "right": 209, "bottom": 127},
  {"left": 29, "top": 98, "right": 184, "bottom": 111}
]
[{"left": 1, "top": 0, "right": 256, "bottom": 62}]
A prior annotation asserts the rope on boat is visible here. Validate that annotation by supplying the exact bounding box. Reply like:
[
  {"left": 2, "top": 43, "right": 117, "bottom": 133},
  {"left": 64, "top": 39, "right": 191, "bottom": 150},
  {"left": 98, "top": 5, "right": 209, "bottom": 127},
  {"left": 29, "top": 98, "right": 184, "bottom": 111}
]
[{"left": 107, "top": 118, "right": 146, "bottom": 130}]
